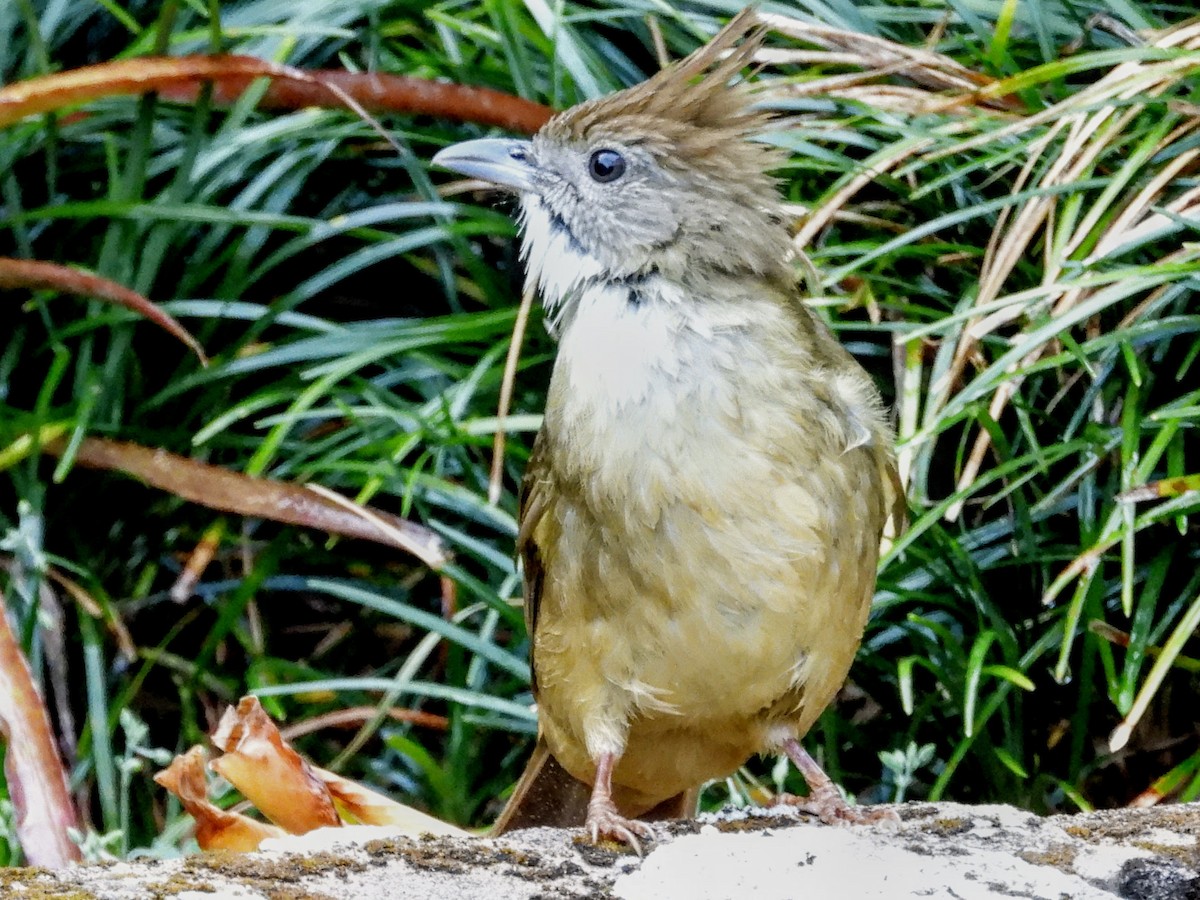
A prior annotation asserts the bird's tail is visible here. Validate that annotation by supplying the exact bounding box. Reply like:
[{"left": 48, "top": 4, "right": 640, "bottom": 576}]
[
  {"left": 490, "top": 736, "right": 698, "bottom": 833},
  {"left": 490, "top": 736, "right": 591, "bottom": 833}
]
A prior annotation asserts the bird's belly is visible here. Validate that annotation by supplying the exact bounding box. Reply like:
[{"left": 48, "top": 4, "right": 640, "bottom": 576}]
[
  {"left": 533, "top": 502, "right": 866, "bottom": 700},
  {"left": 577, "top": 557, "right": 811, "bottom": 720},
  {"left": 532, "top": 473, "right": 878, "bottom": 806},
  {"left": 534, "top": 579, "right": 793, "bottom": 806}
]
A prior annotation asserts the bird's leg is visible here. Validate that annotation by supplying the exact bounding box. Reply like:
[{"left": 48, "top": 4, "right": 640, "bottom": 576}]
[
  {"left": 774, "top": 738, "right": 898, "bottom": 825},
  {"left": 585, "top": 752, "right": 653, "bottom": 853}
]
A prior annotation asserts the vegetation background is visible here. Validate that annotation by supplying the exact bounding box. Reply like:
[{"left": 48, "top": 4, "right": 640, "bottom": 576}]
[{"left": 1, "top": 0, "right": 1198, "bottom": 863}]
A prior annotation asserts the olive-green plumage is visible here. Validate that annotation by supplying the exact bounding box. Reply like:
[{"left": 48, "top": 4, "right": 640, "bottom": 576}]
[{"left": 434, "top": 9, "right": 901, "bottom": 848}]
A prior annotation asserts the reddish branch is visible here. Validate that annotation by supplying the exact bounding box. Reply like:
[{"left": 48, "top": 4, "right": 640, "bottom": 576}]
[
  {"left": 0, "top": 55, "right": 552, "bottom": 135},
  {"left": 160, "top": 68, "right": 553, "bottom": 134}
]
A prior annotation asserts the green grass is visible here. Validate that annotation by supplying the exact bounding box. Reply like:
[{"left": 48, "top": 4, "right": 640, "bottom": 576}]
[{"left": 1, "top": 0, "right": 1199, "bottom": 863}]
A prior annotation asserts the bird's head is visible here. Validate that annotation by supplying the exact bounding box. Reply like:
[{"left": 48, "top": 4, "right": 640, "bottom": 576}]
[{"left": 433, "top": 10, "right": 791, "bottom": 310}]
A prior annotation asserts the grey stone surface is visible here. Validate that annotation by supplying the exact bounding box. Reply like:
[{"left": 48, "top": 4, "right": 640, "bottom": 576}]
[{"left": 4, "top": 802, "right": 1198, "bottom": 899}]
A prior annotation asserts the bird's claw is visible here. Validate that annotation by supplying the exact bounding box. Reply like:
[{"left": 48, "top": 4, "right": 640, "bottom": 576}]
[
  {"left": 774, "top": 788, "right": 899, "bottom": 827},
  {"left": 585, "top": 799, "right": 653, "bottom": 854}
]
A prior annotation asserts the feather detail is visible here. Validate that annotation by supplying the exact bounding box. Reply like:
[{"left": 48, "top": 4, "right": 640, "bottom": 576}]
[
  {"left": 546, "top": 11, "right": 778, "bottom": 168},
  {"left": 542, "top": 10, "right": 783, "bottom": 209}
]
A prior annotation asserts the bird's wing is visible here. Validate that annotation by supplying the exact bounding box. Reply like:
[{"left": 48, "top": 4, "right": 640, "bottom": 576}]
[
  {"left": 492, "top": 431, "right": 600, "bottom": 835},
  {"left": 782, "top": 283, "right": 908, "bottom": 539},
  {"left": 516, "top": 429, "right": 550, "bottom": 696}
]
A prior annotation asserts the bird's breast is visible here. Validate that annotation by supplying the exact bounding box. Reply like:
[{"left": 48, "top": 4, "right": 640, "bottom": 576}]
[
  {"left": 546, "top": 278, "right": 783, "bottom": 525},
  {"left": 544, "top": 278, "right": 878, "bottom": 529}
]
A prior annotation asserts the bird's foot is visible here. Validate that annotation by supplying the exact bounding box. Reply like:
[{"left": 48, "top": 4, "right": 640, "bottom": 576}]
[
  {"left": 775, "top": 737, "right": 899, "bottom": 827},
  {"left": 585, "top": 797, "right": 653, "bottom": 854},
  {"left": 774, "top": 786, "right": 899, "bottom": 826}
]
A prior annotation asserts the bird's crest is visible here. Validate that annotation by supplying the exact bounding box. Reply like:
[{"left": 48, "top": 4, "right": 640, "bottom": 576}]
[{"left": 542, "top": 10, "right": 782, "bottom": 183}]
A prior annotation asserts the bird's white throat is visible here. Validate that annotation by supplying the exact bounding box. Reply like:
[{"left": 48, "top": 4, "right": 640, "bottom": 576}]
[{"left": 517, "top": 195, "right": 606, "bottom": 325}]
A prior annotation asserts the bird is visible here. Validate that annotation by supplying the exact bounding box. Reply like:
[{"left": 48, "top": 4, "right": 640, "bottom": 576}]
[{"left": 432, "top": 9, "right": 902, "bottom": 850}]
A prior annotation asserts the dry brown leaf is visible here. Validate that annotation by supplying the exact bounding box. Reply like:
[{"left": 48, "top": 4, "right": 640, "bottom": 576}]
[
  {"left": 1119, "top": 473, "right": 1200, "bottom": 502},
  {"left": 920, "top": 23, "right": 1200, "bottom": 520},
  {"left": 169, "top": 521, "right": 226, "bottom": 603},
  {"left": 0, "top": 257, "right": 207, "bottom": 365},
  {"left": 489, "top": 285, "right": 537, "bottom": 506},
  {"left": 0, "top": 56, "right": 295, "bottom": 126},
  {"left": 0, "top": 594, "right": 80, "bottom": 866},
  {"left": 42, "top": 566, "right": 137, "bottom": 662},
  {"left": 313, "top": 766, "right": 466, "bottom": 835},
  {"left": 42, "top": 437, "right": 448, "bottom": 568},
  {"left": 154, "top": 747, "right": 288, "bottom": 851},
  {"left": 759, "top": 11, "right": 1022, "bottom": 110},
  {"left": 158, "top": 698, "right": 467, "bottom": 850},
  {"left": 209, "top": 697, "right": 341, "bottom": 835}
]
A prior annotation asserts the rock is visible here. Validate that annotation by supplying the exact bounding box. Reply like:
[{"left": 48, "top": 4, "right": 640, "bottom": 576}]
[{"left": 3, "top": 802, "right": 1198, "bottom": 899}]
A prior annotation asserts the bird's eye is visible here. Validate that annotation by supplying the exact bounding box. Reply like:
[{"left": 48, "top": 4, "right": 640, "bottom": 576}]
[{"left": 588, "top": 149, "right": 626, "bottom": 183}]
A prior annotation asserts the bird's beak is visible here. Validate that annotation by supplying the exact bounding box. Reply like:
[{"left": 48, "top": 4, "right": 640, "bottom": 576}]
[{"left": 432, "top": 138, "right": 537, "bottom": 193}]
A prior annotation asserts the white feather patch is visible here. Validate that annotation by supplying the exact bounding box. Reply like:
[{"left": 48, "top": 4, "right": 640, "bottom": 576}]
[
  {"left": 555, "top": 281, "right": 684, "bottom": 413},
  {"left": 518, "top": 196, "right": 604, "bottom": 324}
]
